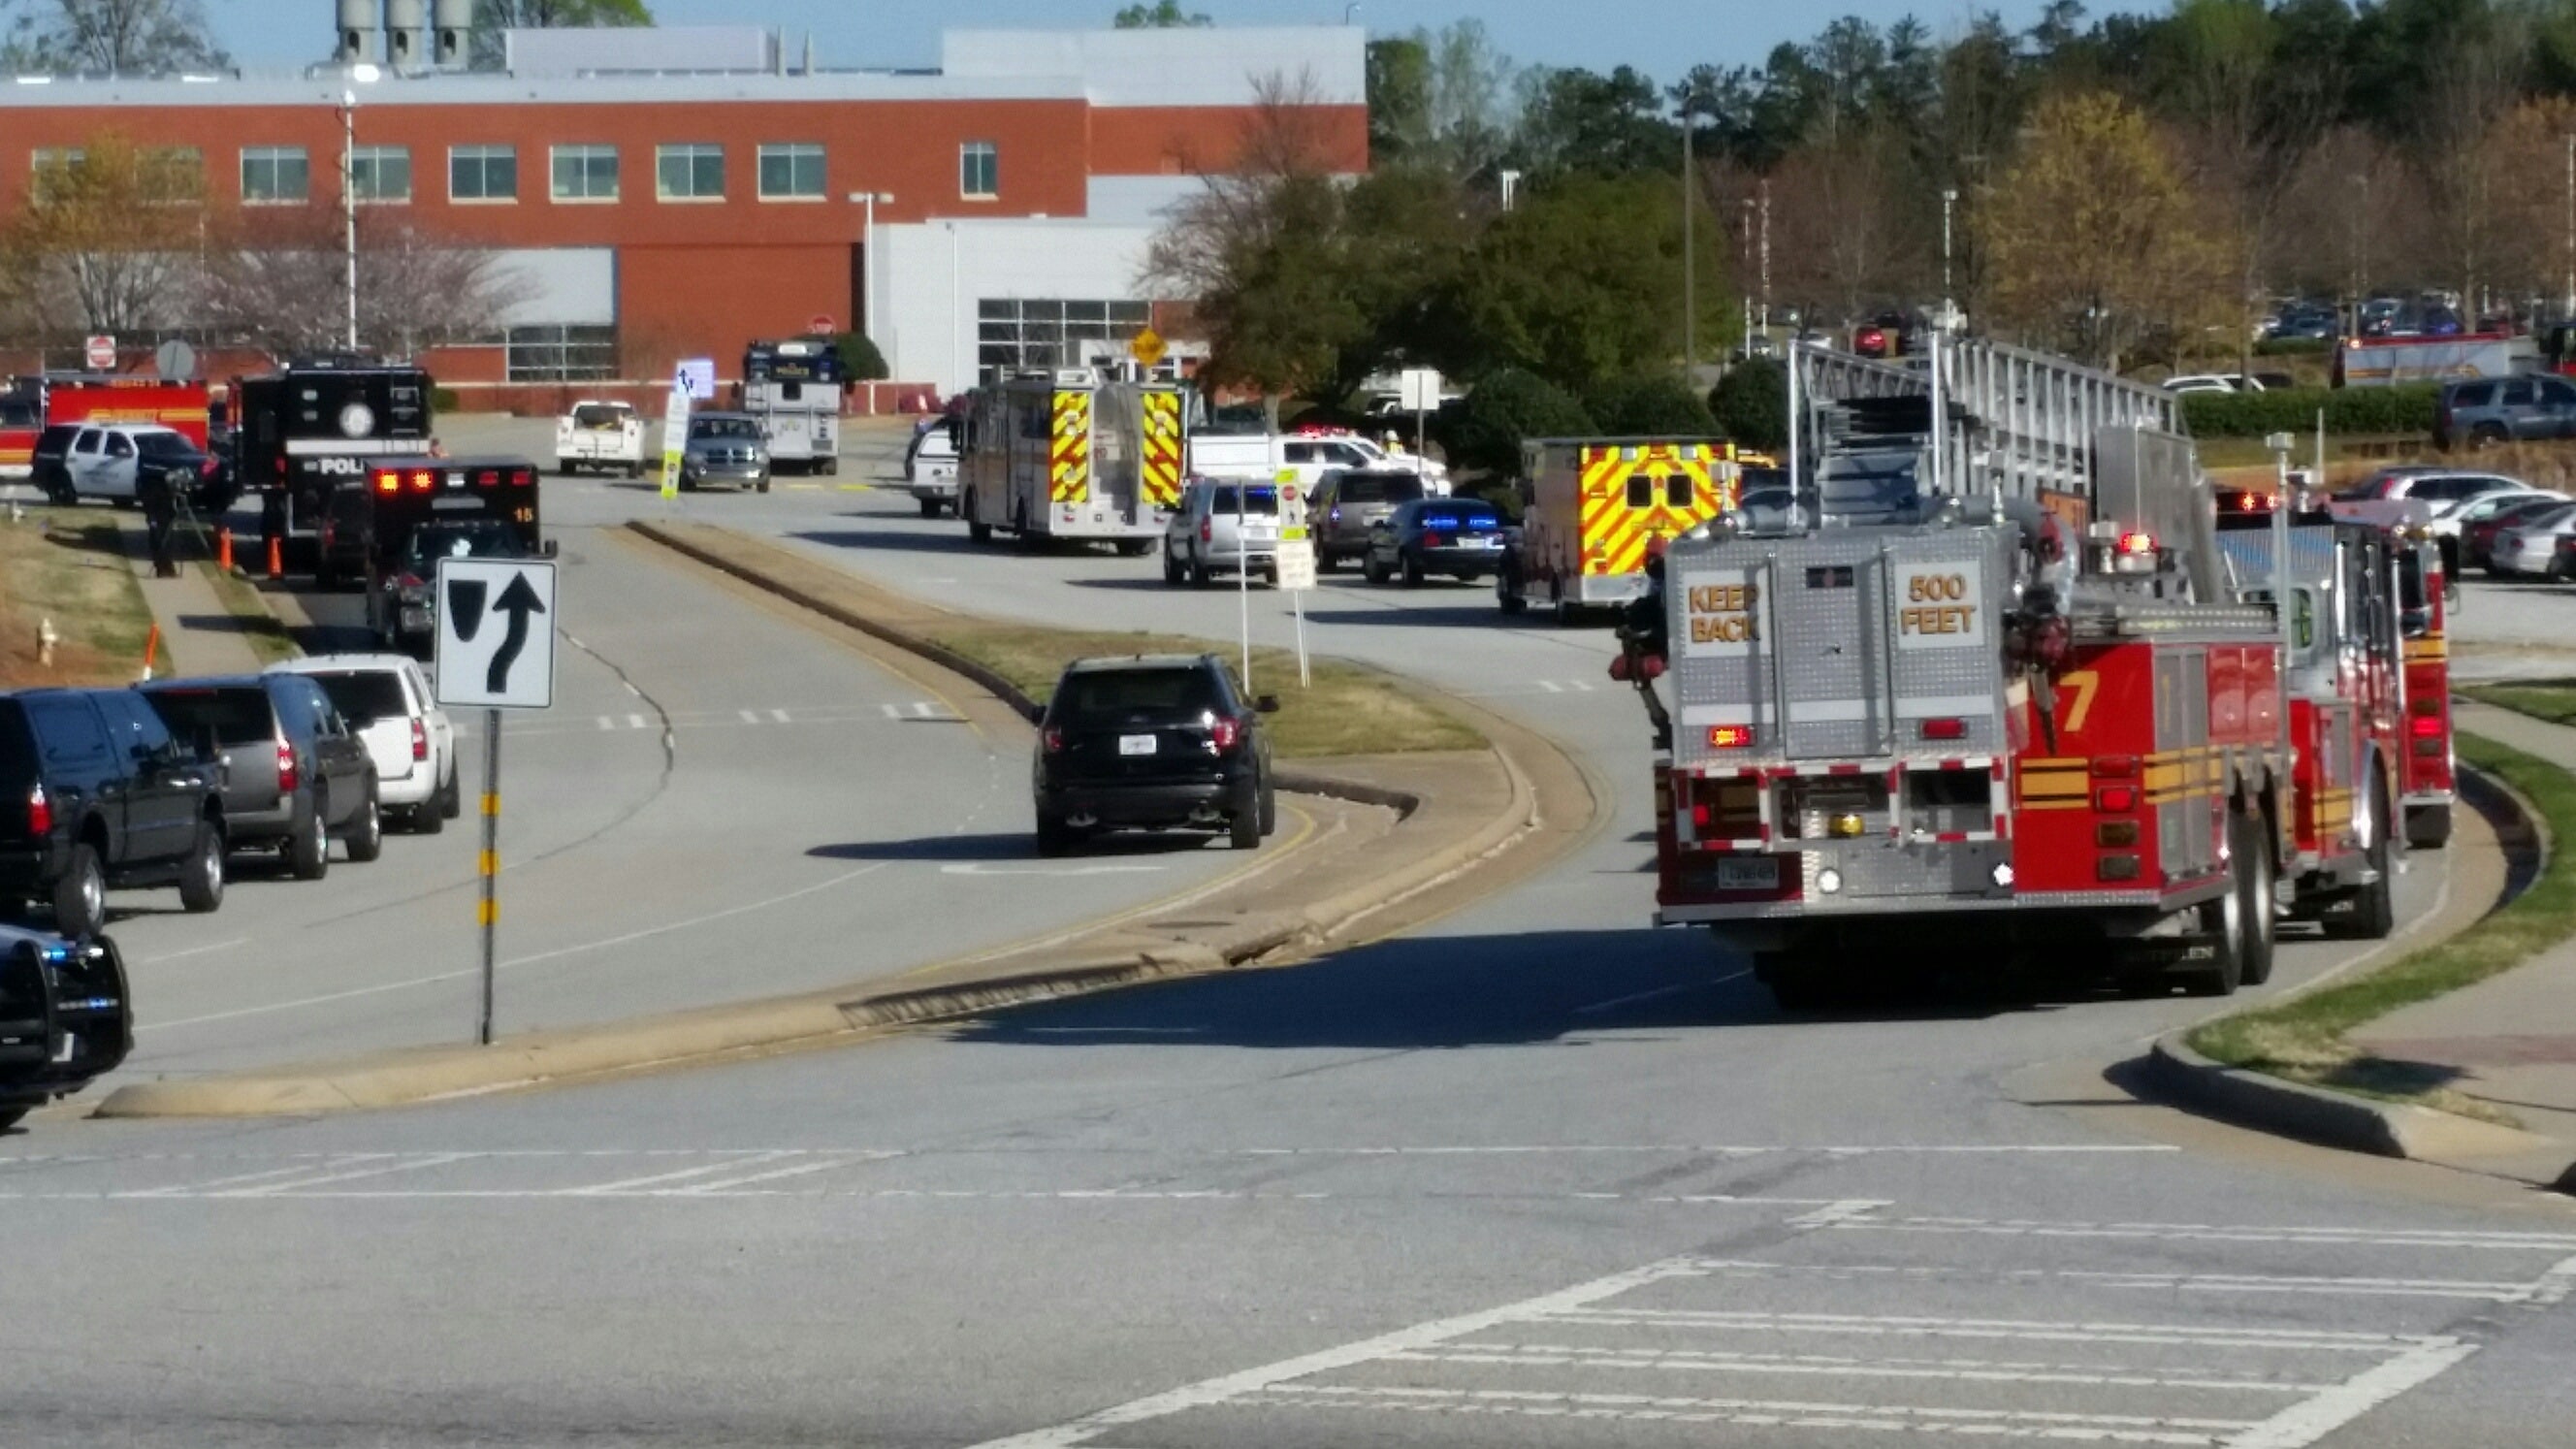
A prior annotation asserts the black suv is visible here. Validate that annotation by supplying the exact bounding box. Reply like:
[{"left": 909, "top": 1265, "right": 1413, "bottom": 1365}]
[
  {"left": 0, "top": 924, "right": 133, "bottom": 1130},
  {"left": 1033, "top": 655, "right": 1278, "bottom": 854},
  {"left": 139, "top": 676, "right": 381, "bottom": 880},
  {"left": 0, "top": 689, "right": 226, "bottom": 936}
]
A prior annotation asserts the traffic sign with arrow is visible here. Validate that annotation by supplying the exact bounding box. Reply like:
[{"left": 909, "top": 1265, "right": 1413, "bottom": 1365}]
[{"left": 433, "top": 559, "right": 556, "bottom": 710}]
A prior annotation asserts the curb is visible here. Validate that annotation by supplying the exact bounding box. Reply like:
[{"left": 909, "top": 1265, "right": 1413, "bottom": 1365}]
[{"left": 97, "top": 527, "right": 1572, "bottom": 1117}]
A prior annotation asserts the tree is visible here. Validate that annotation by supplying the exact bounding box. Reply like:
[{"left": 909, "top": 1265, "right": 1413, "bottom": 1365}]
[
  {"left": 1113, "top": 1, "right": 1211, "bottom": 26},
  {"left": 1980, "top": 91, "right": 2220, "bottom": 370},
  {"left": 833, "top": 331, "right": 888, "bottom": 382},
  {"left": 1367, "top": 35, "right": 1433, "bottom": 166},
  {"left": 1589, "top": 374, "right": 1719, "bottom": 436},
  {"left": 2, "top": 0, "right": 225, "bottom": 72},
  {"left": 1511, "top": 66, "right": 1678, "bottom": 177},
  {"left": 197, "top": 209, "right": 526, "bottom": 359},
  {"left": 1437, "top": 368, "right": 1593, "bottom": 478},
  {"left": 0, "top": 132, "right": 205, "bottom": 342},
  {"left": 1708, "top": 358, "right": 1786, "bottom": 449}
]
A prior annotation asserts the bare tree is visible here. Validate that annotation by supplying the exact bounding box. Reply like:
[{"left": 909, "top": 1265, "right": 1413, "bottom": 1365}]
[
  {"left": 199, "top": 209, "right": 525, "bottom": 359},
  {"left": 2, "top": 0, "right": 226, "bottom": 72},
  {"left": 0, "top": 132, "right": 205, "bottom": 343}
]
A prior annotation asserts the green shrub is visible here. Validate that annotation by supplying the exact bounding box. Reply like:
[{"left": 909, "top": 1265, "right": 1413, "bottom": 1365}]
[
  {"left": 1437, "top": 368, "right": 1594, "bottom": 477},
  {"left": 1589, "top": 374, "right": 1720, "bottom": 437},
  {"left": 2253, "top": 337, "right": 2330, "bottom": 357},
  {"left": 2180, "top": 384, "right": 2437, "bottom": 438},
  {"left": 431, "top": 386, "right": 462, "bottom": 412},
  {"left": 1708, "top": 358, "right": 1787, "bottom": 449},
  {"left": 833, "top": 331, "right": 890, "bottom": 382}
]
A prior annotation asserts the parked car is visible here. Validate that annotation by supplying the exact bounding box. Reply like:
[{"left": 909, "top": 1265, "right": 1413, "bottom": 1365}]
[
  {"left": 2454, "top": 491, "right": 2569, "bottom": 571},
  {"left": 1163, "top": 478, "right": 1280, "bottom": 587},
  {"left": 51, "top": 424, "right": 209, "bottom": 508},
  {"left": 2162, "top": 373, "right": 2264, "bottom": 395},
  {"left": 905, "top": 416, "right": 962, "bottom": 517},
  {"left": 555, "top": 400, "right": 645, "bottom": 478},
  {"left": 265, "top": 656, "right": 459, "bottom": 832},
  {"left": 678, "top": 413, "right": 770, "bottom": 493},
  {"left": 138, "top": 675, "right": 381, "bottom": 880},
  {"left": 1310, "top": 467, "right": 1429, "bottom": 571},
  {"left": 0, "top": 923, "right": 133, "bottom": 1131},
  {"left": 2434, "top": 375, "right": 2576, "bottom": 448},
  {"left": 2331, "top": 467, "right": 2533, "bottom": 515},
  {"left": 2490, "top": 502, "right": 2576, "bottom": 577},
  {"left": 0, "top": 688, "right": 225, "bottom": 937},
  {"left": 1362, "top": 496, "right": 1509, "bottom": 586},
  {"left": 1031, "top": 654, "right": 1277, "bottom": 854}
]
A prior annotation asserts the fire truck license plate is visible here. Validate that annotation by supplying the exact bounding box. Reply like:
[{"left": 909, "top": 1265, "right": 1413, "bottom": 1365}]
[
  {"left": 1119, "top": 734, "right": 1158, "bottom": 756},
  {"left": 1715, "top": 857, "right": 1780, "bottom": 891}
]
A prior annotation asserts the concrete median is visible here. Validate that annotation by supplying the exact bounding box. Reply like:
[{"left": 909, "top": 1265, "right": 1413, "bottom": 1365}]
[{"left": 97, "top": 524, "right": 1596, "bottom": 1117}]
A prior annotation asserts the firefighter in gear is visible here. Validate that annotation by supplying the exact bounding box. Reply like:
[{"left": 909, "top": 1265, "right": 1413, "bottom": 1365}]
[{"left": 138, "top": 463, "right": 178, "bottom": 578}]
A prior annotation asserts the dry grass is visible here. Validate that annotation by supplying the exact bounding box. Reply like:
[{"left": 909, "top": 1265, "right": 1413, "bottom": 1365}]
[
  {"left": 925, "top": 624, "right": 1483, "bottom": 759},
  {"left": 199, "top": 562, "right": 300, "bottom": 665},
  {"left": 0, "top": 506, "right": 152, "bottom": 688}
]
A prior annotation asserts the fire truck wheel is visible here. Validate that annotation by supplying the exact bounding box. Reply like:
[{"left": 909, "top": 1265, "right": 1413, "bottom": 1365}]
[
  {"left": 2236, "top": 807, "right": 2276, "bottom": 987},
  {"left": 1115, "top": 539, "right": 1152, "bottom": 558},
  {"left": 2405, "top": 804, "right": 2453, "bottom": 850},
  {"left": 2185, "top": 829, "right": 2252, "bottom": 997},
  {"left": 2335, "top": 776, "right": 2399, "bottom": 941},
  {"left": 1762, "top": 962, "right": 1833, "bottom": 1012}
]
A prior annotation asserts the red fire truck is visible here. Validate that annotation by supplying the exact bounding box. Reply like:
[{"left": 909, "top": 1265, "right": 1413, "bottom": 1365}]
[
  {"left": 1631, "top": 340, "right": 2399, "bottom": 1009},
  {"left": 2396, "top": 530, "right": 2455, "bottom": 848},
  {"left": 0, "top": 373, "right": 212, "bottom": 477}
]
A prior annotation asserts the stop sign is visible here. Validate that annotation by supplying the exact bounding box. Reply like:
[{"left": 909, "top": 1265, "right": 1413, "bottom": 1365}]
[
  {"left": 806, "top": 313, "right": 835, "bottom": 337},
  {"left": 84, "top": 334, "right": 115, "bottom": 370}
]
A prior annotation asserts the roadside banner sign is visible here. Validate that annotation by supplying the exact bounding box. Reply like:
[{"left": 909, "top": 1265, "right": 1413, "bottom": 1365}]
[
  {"left": 84, "top": 335, "right": 115, "bottom": 370},
  {"left": 675, "top": 357, "right": 716, "bottom": 401},
  {"left": 660, "top": 369, "right": 692, "bottom": 500},
  {"left": 1276, "top": 537, "right": 1316, "bottom": 591}
]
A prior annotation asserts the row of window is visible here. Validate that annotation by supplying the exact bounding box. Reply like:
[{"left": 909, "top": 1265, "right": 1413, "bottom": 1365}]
[{"left": 44, "top": 141, "right": 1002, "bottom": 206}]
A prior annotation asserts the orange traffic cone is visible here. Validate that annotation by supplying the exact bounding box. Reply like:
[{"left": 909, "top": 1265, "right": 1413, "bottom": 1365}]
[
  {"left": 215, "top": 526, "right": 233, "bottom": 572},
  {"left": 266, "top": 534, "right": 283, "bottom": 581}
]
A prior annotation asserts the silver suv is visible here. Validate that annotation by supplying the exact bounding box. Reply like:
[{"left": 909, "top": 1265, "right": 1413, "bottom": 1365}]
[
  {"left": 1310, "top": 467, "right": 1428, "bottom": 571},
  {"left": 1162, "top": 478, "right": 1280, "bottom": 587},
  {"left": 679, "top": 413, "right": 771, "bottom": 494}
]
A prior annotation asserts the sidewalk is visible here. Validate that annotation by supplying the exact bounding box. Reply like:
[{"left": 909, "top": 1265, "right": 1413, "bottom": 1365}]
[
  {"left": 115, "top": 514, "right": 265, "bottom": 679},
  {"left": 2339, "top": 699, "right": 2576, "bottom": 1187}
]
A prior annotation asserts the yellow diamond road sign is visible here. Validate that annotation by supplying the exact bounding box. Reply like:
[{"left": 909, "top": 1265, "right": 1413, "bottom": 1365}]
[{"left": 1130, "top": 327, "right": 1167, "bottom": 368}]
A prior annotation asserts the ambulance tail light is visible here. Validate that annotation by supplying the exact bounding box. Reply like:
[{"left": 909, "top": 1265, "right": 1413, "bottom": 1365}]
[
  {"left": 1917, "top": 717, "right": 1966, "bottom": 742},
  {"left": 1706, "top": 724, "right": 1755, "bottom": 750}
]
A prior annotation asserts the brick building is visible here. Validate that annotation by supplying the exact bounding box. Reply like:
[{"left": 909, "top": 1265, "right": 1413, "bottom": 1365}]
[{"left": 0, "top": 22, "right": 1368, "bottom": 408}]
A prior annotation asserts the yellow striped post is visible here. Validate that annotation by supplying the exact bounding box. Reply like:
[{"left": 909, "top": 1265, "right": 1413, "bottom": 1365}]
[{"left": 477, "top": 708, "right": 501, "bottom": 1046}]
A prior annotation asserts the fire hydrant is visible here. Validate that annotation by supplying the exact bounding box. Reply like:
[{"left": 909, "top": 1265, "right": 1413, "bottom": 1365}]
[{"left": 37, "top": 616, "right": 58, "bottom": 667}]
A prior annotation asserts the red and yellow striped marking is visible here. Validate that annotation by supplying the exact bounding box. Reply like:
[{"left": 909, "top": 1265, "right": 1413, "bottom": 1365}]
[
  {"left": 1049, "top": 390, "right": 1092, "bottom": 504},
  {"left": 1140, "top": 389, "right": 1182, "bottom": 509},
  {"left": 1576, "top": 442, "right": 1738, "bottom": 577}
]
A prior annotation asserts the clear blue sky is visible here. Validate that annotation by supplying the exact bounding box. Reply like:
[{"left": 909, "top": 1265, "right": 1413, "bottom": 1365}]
[{"left": 213, "top": 1, "right": 2063, "bottom": 80}]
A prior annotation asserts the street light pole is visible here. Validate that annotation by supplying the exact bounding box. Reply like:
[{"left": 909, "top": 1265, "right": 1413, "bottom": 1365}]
[
  {"left": 2562, "top": 133, "right": 2573, "bottom": 321},
  {"left": 340, "top": 89, "right": 359, "bottom": 351},
  {"left": 1680, "top": 98, "right": 1695, "bottom": 378},
  {"left": 1757, "top": 177, "right": 1771, "bottom": 337},
  {"left": 1941, "top": 187, "right": 1958, "bottom": 331}
]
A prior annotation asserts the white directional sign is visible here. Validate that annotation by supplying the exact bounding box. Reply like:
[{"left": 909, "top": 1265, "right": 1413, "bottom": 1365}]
[
  {"left": 433, "top": 559, "right": 557, "bottom": 710},
  {"left": 675, "top": 356, "right": 717, "bottom": 401}
]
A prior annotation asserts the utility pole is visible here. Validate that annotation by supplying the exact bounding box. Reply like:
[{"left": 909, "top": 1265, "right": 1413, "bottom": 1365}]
[
  {"left": 1941, "top": 187, "right": 1959, "bottom": 333},
  {"left": 1740, "top": 197, "right": 1755, "bottom": 352},
  {"left": 1680, "top": 97, "right": 1696, "bottom": 378},
  {"left": 1757, "top": 177, "right": 1771, "bottom": 337},
  {"left": 2563, "top": 133, "right": 2574, "bottom": 321},
  {"left": 340, "top": 90, "right": 359, "bottom": 351}
]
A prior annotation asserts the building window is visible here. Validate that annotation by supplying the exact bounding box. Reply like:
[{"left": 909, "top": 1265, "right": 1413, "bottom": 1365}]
[
  {"left": 655, "top": 144, "right": 724, "bottom": 202},
  {"left": 551, "top": 145, "right": 619, "bottom": 202},
  {"left": 350, "top": 145, "right": 411, "bottom": 203},
  {"left": 959, "top": 141, "right": 998, "bottom": 200},
  {"left": 142, "top": 147, "right": 203, "bottom": 198},
  {"left": 31, "top": 147, "right": 83, "bottom": 201},
  {"left": 242, "top": 146, "right": 308, "bottom": 203},
  {"left": 757, "top": 143, "right": 824, "bottom": 200},
  {"left": 975, "top": 299, "right": 1151, "bottom": 382},
  {"left": 505, "top": 325, "right": 618, "bottom": 383},
  {"left": 449, "top": 145, "right": 517, "bottom": 202}
]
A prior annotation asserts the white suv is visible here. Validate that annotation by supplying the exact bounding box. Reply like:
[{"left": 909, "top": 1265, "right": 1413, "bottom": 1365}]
[
  {"left": 267, "top": 655, "right": 460, "bottom": 832},
  {"left": 64, "top": 423, "right": 201, "bottom": 503},
  {"left": 1163, "top": 478, "right": 1281, "bottom": 587}
]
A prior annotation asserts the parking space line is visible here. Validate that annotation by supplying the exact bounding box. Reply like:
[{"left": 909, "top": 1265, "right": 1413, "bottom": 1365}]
[
  {"left": 1834, "top": 1215, "right": 2576, "bottom": 1252},
  {"left": 1395, "top": 1341, "right": 2333, "bottom": 1393},
  {"left": 113, "top": 1160, "right": 383, "bottom": 1197},
  {"left": 771, "top": 708, "right": 791, "bottom": 723},
  {"left": 2225, "top": 1338, "right": 2479, "bottom": 1449},
  {"left": 1246, "top": 1384, "right": 2259, "bottom": 1441},
  {"left": 557, "top": 1150, "right": 803, "bottom": 1196},
  {"left": 1543, "top": 1309, "right": 2435, "bottom": 1353},
  {"left": 220, "top": 1152, "right": 481, "bottom": 1197},
  {"left": 664, "top": 1151, "right": 905, "bottom": 1195},
  {"left": 740, "top": 709, "right": 760, "bottom": 724},
  {"left": 1680, "top": 1260, "right": 2543, "bottom": 1301}
]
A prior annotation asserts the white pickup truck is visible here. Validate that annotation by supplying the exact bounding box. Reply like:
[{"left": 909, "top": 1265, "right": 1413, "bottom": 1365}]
[{"left": 556, "top": 401, "right": 644, "bottom": 477}]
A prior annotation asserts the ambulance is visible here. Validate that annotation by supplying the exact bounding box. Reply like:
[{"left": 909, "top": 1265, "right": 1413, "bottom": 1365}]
[{"left": 1497, "top": 437, "right": 1745, "bottom": 623}]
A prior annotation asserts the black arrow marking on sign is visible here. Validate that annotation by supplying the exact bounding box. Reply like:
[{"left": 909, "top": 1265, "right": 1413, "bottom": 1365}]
[
  {"left": 485, "top": 572, "right": 546, "bottom": 695},
  {"left": 447, "top": 578, "right": 488, "bottom": 643}
]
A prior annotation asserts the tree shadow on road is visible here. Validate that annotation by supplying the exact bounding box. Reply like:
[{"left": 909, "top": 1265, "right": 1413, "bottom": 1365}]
[{"left": 943, "top": 928, "right": 2037, "bottom": 1053}]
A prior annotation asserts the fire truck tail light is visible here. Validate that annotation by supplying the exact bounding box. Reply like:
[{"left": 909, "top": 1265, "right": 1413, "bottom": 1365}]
[
  {"left": 2091, "top": 756, "right": 2140, "bottom": 778},
  {"left": 2410, "top": 694, "right": 2443, "bottom": 717},
  {"left": 2408, "top": 714, "right": 2443, "bottom": 738},
  {"left": 2095, "top": 786, "right": 2138, "bottom": 812},
  {"left": 2096, "top": 821, "right": 2140, "bottom": 848},
  {"left": 2112, "top": 531, "right": 2158, "bottom": 572},
  {"left": 1707, "top": 724, "right": 1755, "bottom": 750},
  {"left": 511, "top": 467, "right": 532, "bottom": 487},
  {"left": 1690, "top": 803, "right": 1711, "bottom": 828},
  {"left": 2096, "top": 853, "right": 2141, "bottom": 882},
  {"left": 1917, "top": 717, "right": 1966, "bottom": 741}
]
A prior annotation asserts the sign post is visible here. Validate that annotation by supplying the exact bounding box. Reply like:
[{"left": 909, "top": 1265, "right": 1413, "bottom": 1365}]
[
  {"left": 1399, "top": 367, "right": 1442, "bottom": 461},
  {"left": 1276, "top": 478, "right": 1314, "bottom": 687},
  {"left": 432, "top": 558, "right": 559, "bottom": 1046},
  {"left": 84, "top": 334, "right": 116, "bottom": 371}
]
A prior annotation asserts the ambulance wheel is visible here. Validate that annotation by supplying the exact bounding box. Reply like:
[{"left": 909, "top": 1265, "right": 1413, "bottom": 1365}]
[
  {"left": 820, "top": 457, "right": 838, "bottom": 476},
  {"left": 1552, "top": 591, "right": 1580, "bottom": 628},
  {"left": 2406, "top": 804, "right": 2453, "bottom": 850},
  {"left": 558, "top": 461, "right": 575, "bottom": 477},
  {"left": 2235, "top": 806, "right": 2276, "bottom": 987},
  {"left": 2333, "top": 774, "right": 2398, "bottom": 941}
]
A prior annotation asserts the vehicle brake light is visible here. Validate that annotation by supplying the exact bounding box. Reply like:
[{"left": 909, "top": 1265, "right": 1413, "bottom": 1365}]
[
  {"left": 2409, "top": 714, "right": 2443, "bottom": 739},
  {"left": 2095, "top": 785, "right": 2136, "bottom": 812},
  {"left": 411, "top": 717, "right": 429, "bottom": 761},
  {"left": 2116, "top": 531, "right": 2155, "bottom": 556},
  {"left": 511, "top": 467, "right": 532, "bottom": 487},
  {"left": 1918, "top": 717, "right": 1966, "bottom": 741},
  {"left": 396, "top": 572, "right": 425, "bottom": 591},
  {"left": 199, "top": 456, "right": 218, "bottom": 477},
  {"left": 474, "top": 469, "right": 499, "bottom": 488},
  {"left": 1707, "top": 724, "right": 1755, "bottom": 749},
  {"left": 1200, "top": 518, "right": 1212, "bottom": 543},
  {"left": 373, "top": 470, "right": 399, "bottom": 494},
  {"left": 1425, "top": 532, "right": 1448, "bottom": 548},
  {"left": 1210, "top": 717, "right": 1242, "bottom": 752},
  {"left": 409, "top": 469, "right": 434, "bottom": 492},
  {"left": 275, "top": 734, "right": 298, "bottom": 795},
  {"left": 24, "top": 785, "right": 50, "bottom": 836},
  {"left": 1041, "top": 725, "right": 1064, "bottom": 754}
]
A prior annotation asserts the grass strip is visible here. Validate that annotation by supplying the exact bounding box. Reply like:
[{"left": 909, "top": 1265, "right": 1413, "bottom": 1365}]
[
  {"left": 2186, "top": 731, "right": 2574, "bottom": 1122},
  {"left": 924, "top": 623, "right": 1483, "bottom": 759},
  {"left": 2460, "top": 680, "right": 2576, "bottom": 728},
  {"left": 197, "top": 561, "right": 301, "bottom": 665},
  {"left": 0, "top": 506, "right": 154, "bottom": 686}
]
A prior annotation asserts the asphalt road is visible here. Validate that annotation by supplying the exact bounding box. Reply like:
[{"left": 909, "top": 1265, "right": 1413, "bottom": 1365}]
[{"left": 1, "top": 419, "right": 2567, "bottom": 1448}]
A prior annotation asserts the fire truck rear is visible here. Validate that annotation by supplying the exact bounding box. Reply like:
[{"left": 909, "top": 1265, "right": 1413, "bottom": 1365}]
[{"left": 1647, "top": 340, "right": 2336, "bottom": 1008}]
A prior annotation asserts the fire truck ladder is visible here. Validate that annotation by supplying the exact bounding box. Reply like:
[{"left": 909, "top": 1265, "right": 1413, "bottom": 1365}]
[{"left": 1788, "top": 338, "right": 2181, "bottom": 506}]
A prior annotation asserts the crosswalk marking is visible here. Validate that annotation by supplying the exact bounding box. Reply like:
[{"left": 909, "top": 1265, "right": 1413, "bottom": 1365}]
[
  {"left": 771, "top": 708, "right": 791, "bottom": 724},
  {"left": 740, "top": 709, "right": 760, "bottom": 724}
]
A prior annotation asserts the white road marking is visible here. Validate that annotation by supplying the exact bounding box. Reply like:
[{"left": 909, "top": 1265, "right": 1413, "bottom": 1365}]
[
  {"left": 113, "top": 1161, "right": 369, "bottom": 1198},
  {"left": 1682, "top": 1260, "right": 2540, "bottom": 1301},
  {"left": 132, "top": 937, "right": 247, "bottom": 965},
  {"left": 664, "top": 1151, "right": 903, "bottom": 1195},
  {"left": 626, "top": 713, "right": 647, "bottom": 729},
  {"left": 882, "top": 704, "right": 902, "bottom": 720},
  {"left": 596, "top": 716, "right": 614, "bottom": 731},
  {"left": 559, "top": 1151, "right": 802, "bottom": 1196},
  {"left": 961, "top": 1254, "right": 1708, "bottom": 1448},
  {"left": 739, "top": 709, "right": 760, "bottom": 724},
  {"left": 1836, "top": 1215, "right": 2576, "bottom": 1252},
  {"left": 1395, "top": 1341, "right": 2332, "bottom": 1394},
  {"left": 2516, "top": 1250, "right": 2576, "bottom": 1306},
  {"left": 911, "top": 701, "right": 937, "bottom": 718},
  {"left": 1543, "top": 1308, "right": 2431, "bottom": 1354},
  {"left": 217, "top": 1152, "right": 479, "bottom": 1197},
  {"left": 2224, "top": 1337, "right": 2478, "bottom": 1449},
  {"left": 1575, "top": 969, "right": 1751, "bottom": 1015},
  {"left": 1243, "top": 1384, "right": 2257, "bottom": 1442},
  {"left": 1537, "top": 679, "right": 1563, "bottom": 692},
  {"left": 563, "top": 634, "right": 585, "bottom": 650},
  {"left": 771, "top": 708, "right": 791, "bottom": 724},
  {"left": 1789, "top": 1199, "right": 1891, "bottom": 1229}
]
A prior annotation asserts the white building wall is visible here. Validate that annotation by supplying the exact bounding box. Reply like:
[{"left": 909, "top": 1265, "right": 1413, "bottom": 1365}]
[
  {"left": 941, "top": 26, "right": 1366, "bottom": 107},
  {"left": 876, "top": 218, "right": 1162, "bottom": 397}
]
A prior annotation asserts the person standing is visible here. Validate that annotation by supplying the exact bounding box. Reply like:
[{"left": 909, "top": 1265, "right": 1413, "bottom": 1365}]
[{"left": 138, "top": 462, "right": 179, "bottom": 578}]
